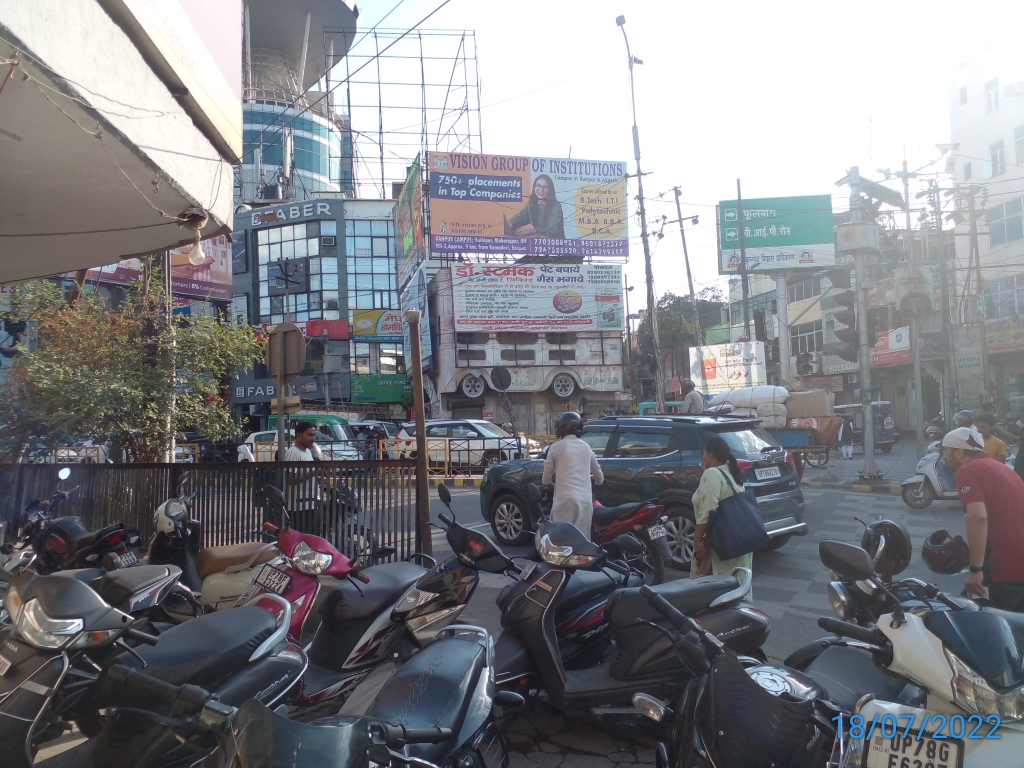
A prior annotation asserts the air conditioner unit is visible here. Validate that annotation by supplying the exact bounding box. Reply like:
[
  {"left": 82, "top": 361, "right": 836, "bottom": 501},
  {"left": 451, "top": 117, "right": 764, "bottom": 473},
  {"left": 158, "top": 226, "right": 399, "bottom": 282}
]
[
  {"left": 848, "top": 373, "right": 859, "bottom": 384},
  {"left": 321, "top": 236, "right": 337, "bottom": 246}
]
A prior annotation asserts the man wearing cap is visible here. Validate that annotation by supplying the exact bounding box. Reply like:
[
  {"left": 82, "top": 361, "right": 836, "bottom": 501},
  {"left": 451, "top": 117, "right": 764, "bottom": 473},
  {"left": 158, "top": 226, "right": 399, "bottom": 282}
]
[
  {"left": 942, "top": 426, "right": 1024, "bottom": 610},
  {"left": 680, "top": 380, "right": 706, "bottom": 414}
]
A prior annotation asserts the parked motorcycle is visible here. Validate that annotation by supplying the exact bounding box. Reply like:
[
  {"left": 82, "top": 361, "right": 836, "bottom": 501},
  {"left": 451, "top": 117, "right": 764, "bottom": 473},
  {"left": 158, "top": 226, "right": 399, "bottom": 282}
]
[
  {"left": 490, "top": 520, "right": 769, "bottom": 733},
  {"left": 632, "top": 585, "right": 837, "bottom": 768},
  {"left": 528, "top": 483, "right": 671, "bottom": 584},
  {"left": 1, "top": 468, "right": 142, "bottom": 578},
  {"left": 792, "top": 541, "right": 1024, "bottom": 768}
]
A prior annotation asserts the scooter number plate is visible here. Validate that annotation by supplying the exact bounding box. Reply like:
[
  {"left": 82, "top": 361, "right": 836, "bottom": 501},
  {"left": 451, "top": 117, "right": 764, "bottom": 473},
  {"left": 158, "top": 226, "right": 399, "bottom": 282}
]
[
  {"left": 647, "top": 524, "right": 667, "bottom": 540},
  {"left": 863, "top": 731, "right": 963, "bottom": 768},
  {"left": 255, "top": 564, "right": 291, "bottom": 595},
  {"left": 0, "top": 655, "right": 10, "bottom": 676},
  {"left": 754, "top": 466, "right": 781, "bottom": 480},
  {"left": 118, "top": 550, "right": 138, "bottom": 568}
]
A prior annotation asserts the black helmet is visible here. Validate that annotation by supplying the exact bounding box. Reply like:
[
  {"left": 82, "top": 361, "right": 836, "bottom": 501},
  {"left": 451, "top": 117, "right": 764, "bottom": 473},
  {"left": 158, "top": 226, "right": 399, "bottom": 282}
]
[
  {"left": 860, "top": 519, "right": 911, "bottom": 580},
  {"left": 952, "top": 410, "right": 975, "bottom": 428},
  {"left": 555, "top": 411, "right": 584, "bottom": 439},
  {"left": 921, "top": 529, "right": 969, "bottom": 575}
]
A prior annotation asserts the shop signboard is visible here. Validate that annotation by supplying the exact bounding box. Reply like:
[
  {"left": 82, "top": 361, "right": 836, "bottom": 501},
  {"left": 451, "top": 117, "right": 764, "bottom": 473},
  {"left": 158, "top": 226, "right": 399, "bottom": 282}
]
[
  {"left": 451, "top": 262, "right": 623, "bottom": 333},
  {"left": 80, "top": 236, "right": 234, "bottom": 300},
  {"left": 955, "top": 326, "right": 985, "bottom": 401},
  {"left": 689, "top": 342, "right": 767, "bottom": 394},
  {"left": 869, "top": 326, "right": 911, "bottom": 367},
  {"left": 985, "top": 316, "right": 1024, "bottom": 353},
  {"left": 352, "top": 309, "right": 404, "bottom": 341},
  {"left": 427, "top": 152, "right": 628, "bottom": 258},
  {"left": 402, "top": 264, "right": 432, "bottom": 371},
  {"left": 350, "top": 374, "right": 410, "bottom": 403},
  {"left": 718, "top": 195, "right": 834, "bottom": 274},
  {"left": 394, "top": 154, "right": 426, "bottom": 292}
]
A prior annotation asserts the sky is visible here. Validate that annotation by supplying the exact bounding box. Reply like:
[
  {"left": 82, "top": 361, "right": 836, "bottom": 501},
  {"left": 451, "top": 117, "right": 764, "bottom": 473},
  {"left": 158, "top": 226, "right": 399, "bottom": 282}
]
[{"left": 346, "top": 0, "right": 1022, "bottom": 313}]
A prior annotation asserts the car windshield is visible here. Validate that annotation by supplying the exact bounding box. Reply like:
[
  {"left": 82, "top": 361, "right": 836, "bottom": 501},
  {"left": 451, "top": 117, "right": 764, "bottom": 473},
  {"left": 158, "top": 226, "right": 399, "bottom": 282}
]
[
  {"left": 473, "top": 422, "right": 510, "bottom": 437},
  {"left": 704, "top": 426, "right": 779, "bottom": 457}
]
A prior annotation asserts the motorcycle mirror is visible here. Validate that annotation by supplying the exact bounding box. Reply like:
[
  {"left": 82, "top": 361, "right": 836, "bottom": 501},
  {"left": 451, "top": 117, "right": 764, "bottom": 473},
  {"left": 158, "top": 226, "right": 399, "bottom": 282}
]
[
  {"left": 58, "top": 467, "right": 71, "bottom": 481},
  {"left": 263, "top": 485, "right": 287, "bottom": 511},
  {"left": 177, "top": 471, "right": 192, "bottom": 493},
  {"left": 493, "top": 690, "right": 525, "bottom": 711},
  {"left": 527, "top": 484, "right": 542, "bottom": 504},
  {"left": 100, "top": 551, "right": 122, "bottom": 572},
  {"left": 371, "top": 545, "right": 397, "bottom": 559},
  {"left": 437, "top": 484, "right": 452, "bottom": 507},
  {"left": 819, "top": 540, "right": 875, "bottom": 581}
]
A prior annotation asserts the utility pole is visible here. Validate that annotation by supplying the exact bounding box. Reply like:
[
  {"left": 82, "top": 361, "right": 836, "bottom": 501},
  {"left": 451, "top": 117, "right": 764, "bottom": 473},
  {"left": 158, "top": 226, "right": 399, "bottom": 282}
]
[
  {"left": 895, "top": 159, "right": 927, "bottom": 458},
  {"left": 966, "top": 187, "right": 989, "bottom": 411},
  {"left": 623, "top": 278, "right": 634, "bottom": 403},
  {"left": 617, "top": 16, "right": 665, "bottom": 412},
  {"left": 736, "top": 180, "right": 751, "bottom": 341},
  {"left": 672, "top": 188, "right": 703, "bottom": 346},
  {"left": 849, "top": 168, "right": 878, "bottom": 476},
  {"left": 776, "top": 274, "right": 791, "bottom": 383},
  {"left": 405, "top": 309, "right": 431, "bottom": 556}
]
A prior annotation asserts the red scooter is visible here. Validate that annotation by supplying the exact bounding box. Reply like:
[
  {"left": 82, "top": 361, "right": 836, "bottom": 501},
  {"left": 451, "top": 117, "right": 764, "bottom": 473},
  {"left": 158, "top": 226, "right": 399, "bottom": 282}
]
[{"left": 528, "top": 484, "right": 671, "bottom": 584}]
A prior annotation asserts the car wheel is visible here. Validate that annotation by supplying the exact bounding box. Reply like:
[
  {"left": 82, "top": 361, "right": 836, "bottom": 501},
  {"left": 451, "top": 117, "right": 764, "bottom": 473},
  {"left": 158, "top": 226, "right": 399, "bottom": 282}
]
[
  {"left": 490, "top": 494, "right": 532, "bottom": 546},
  {"left": 761, "top": 533, "right": 792, "bottom": 551},
  {"left": 804, "top": 449, "right": 829, "bottom": 468},
  {"left": 901, "top": 481, "right": 934, "bottom": 509},
  {"left": 880, "top": 444, "right": 893, "bottom": 454},
  {"left": 665, "top": 508, "right": 696, "bottom": 571},
  {"left": 551, "top": 373, "right": 575, "bottom": 399}
]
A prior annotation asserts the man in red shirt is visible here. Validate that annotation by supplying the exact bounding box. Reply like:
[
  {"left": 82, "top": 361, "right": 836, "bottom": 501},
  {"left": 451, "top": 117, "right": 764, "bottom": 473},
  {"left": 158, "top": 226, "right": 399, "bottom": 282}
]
[{"left": 942, "top": 427, "right": 1024, "bottom": 610}]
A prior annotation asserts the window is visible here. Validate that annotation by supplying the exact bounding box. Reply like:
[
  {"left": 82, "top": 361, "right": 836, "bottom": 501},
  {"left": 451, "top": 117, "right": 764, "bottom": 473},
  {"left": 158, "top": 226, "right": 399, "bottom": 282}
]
[
  {"left": 1016, "top": 126, "right": 1024, "bottom": 165},
  {"left": 496, "top": 333, "right": 538, "bottom": 345},
  {"left": 964, "top": 162, "right": 972, "bottom": 181},
  {"left": 457, "top": 349, "right": 487, "bottom": 361},
  {"left": 790, "top": 319, "right": 824, "bottom": 354},
  {"left": 474, "top": 423, "right": 511, "bottom": 437},
  {"left": 706, "top": 427, "right": 778, "bottom": 456},
  {"left": 611, "top": 431, "right": 674, "bottom": 458},
  {"left": 425, "top": 425, "right": 449, "bottom": 438},
  {"left": 456, "top": 333, "right": 488, "bottom": 345},
  {"left": 960, "top": 86, "right": 968, "bottom": 106},
  {"left": 984, "top": 274, "right": 1024, "bottom": 318},
  {"left": 346, "top": 218, "right": 397, "bottom": 317},
  {"left": 253, "top": 222, "right": 328, "bottom": 322},
  {"left": 500, "top": 349, "right": 535, "bottom": 361},
  {"left": 548, "top": 349, "right": 576, "bottom": 362},
  {"left": 984, "top": 140, "right": 1005, "bottom": 178},
  {"left": 546, "top": 333, "right": 578, "bottom": 345},
  {"left": 378, "top": 343, "right": 404, "bottom": 375},
  {"left": 351, "top": 342, "right": 371, "bottom": 374},
  {"left": 451, "top": 424, "right": 480, "bottom": 438},
  {"left": 580, "top": 429, "right": 613, "bottom": 456},
  {"left": 730, "top": 291, "right": 776, "bottom": 326},
  {"left": 988, "top": 198, "right": 1024, "bottom": 247},
  {"left": 985, "top": 79, "right": 1000, "bottom": 114},
  {"left": 787, "top": 277, "right": 821, "bottom": 304}
]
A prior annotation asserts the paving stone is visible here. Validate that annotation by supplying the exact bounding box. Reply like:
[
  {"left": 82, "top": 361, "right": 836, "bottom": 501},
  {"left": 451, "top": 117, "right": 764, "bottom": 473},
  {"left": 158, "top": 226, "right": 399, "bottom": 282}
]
[
  {"left": 537, "top": 743, "right": 562, "bottom": 754},
  {"left": 613, "top": 741, "right": 631, "bottom": 749},
  {"left": 635, "top": 748, "right": 656, "bottom": 764},
  {"left": 609, "top": 752, "right": 636, "bottom": 763},
  {"left": 526, "top": 751, "right": 565, "bottom": 767},
  {"left": 510, "top": 752, "right": 536, "bottom": 768},
  {"left": 561, "top": 754, "right": 614, "bottom": 768}
]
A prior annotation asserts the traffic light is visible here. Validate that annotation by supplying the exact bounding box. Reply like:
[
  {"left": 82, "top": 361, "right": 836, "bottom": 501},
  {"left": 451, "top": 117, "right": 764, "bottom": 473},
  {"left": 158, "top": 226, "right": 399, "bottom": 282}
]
[
  {"left": 833, "top": 289, "right": 859, "bottom": 362},
  {"left": 825, "top": 266, "right": 852, "bottom": 290},
  {"left": 752, "top": 309, "right": 767, "bottom": 342}
]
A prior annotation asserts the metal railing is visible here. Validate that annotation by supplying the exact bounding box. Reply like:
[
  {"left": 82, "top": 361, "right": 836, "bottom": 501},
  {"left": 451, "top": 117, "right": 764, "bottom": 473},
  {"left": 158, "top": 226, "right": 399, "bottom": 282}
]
[{"left": 0, "top": 461, "right": 420, "bottom": 560}]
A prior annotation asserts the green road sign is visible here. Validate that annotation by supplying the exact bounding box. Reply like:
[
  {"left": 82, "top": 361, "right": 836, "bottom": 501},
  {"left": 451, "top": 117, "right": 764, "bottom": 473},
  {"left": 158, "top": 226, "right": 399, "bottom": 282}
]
[{"left": 718, "top": 194, "right": 834, "bottom": 274}]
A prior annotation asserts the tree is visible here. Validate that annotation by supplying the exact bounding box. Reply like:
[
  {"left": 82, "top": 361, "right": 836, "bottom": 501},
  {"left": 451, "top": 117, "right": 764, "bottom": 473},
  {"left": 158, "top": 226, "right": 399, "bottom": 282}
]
[
  {"left": 0, "top": 261, "right": 264, "bottom": 462},
  {"left": 636, "top": 291, "right": 695, "bottom": 368}
]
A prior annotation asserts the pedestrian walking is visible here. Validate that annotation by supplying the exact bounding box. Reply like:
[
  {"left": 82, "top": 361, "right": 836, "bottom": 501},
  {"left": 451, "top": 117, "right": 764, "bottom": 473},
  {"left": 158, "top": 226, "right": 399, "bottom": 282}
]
[
  {"left": 680, "top": 379, "right": 706, "bottom": 414},
  {"left": 975, "top": 413, "right": 1007, "bottom": 463},
  {"left": 284, "top": 421, "right": 320, "bottom": 512},
  {"left": 541, "top": 411, "right": 604, "bottom": 540},
  {"left": 691, "top": 436, "right": 754, "bottom": 597},
  {"left": 941, "top": 426, "right": 1024, "bottom": 611},
  {"left": 839, "top": 414, "right": 855, "bottom": 460}
]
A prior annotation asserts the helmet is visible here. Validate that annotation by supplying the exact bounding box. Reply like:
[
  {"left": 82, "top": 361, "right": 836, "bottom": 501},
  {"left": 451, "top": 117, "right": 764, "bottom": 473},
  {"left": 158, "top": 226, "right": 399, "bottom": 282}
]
[
  {"left": 952, "top": 410, "right": 975, "bottom": 428},
  {"left": 555, "top": 411, "right": 584, "bottom": 439},
  {"left": 860, "top": 519, "right": 911, "bottom": 578},
  {"left": 921, "top": 529, "right": 969, "bottom": 575},
  {"left": 154, "top": 499, "right": 190, "bottom": 537}
]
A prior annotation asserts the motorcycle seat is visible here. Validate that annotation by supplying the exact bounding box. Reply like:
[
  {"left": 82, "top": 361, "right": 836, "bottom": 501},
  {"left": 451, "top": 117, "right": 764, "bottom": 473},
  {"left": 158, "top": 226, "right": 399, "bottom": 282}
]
[
  {"left": 365, "top": 635, "right": 487, "bottom": 761},
  {"left": 558, "top": 567, "right": 637, "bottom": 616},
  {"left": 802, "top": 645, "right": 907, "bottom": 713},
  {"left": 607, "top": 574, "right": 741, "bottom": 627},
  {"left": 51, "top": 518, "right": 123, "bottom": 555},
  {"left": 111, "top": 606, "right": 277, "bottom": 690},
  {"left": 90, "top": 565, "right": 180, "bottom": 609},
  {"left": 195, "top": 541, "right": 279, "bottom": 580},
  {"left": 592, "top": 502, "right": 644, "bottom": 527},
  {"left": 319, "top": 562, "right": 427, "bottom": 623}
]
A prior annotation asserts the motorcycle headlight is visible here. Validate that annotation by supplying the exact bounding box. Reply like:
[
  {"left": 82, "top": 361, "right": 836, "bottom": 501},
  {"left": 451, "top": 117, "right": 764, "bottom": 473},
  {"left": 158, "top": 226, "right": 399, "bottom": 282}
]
[
  {"left": 16, "top": 599, "right": 83, "bottom": 649},
  {"left": 291, "top": 540, "right": 332, "bottom": 575},
  {"left": 827, "top": 581, "right": 855, "bottom": 621},
  {"left": 537, "top": 533, "right": 598, "bottom": 568},
  {"left": 70, "top": 629, "right": 121, "bottom": 648},
  {"left": 948, "top": 650, "right": 1024, "bottom": 720},
  {"left": 4, "top": 583, "right": 22, "bottom": 622},
  {"left": 394, "top": 587, "right": 440, "bottom": 615}
]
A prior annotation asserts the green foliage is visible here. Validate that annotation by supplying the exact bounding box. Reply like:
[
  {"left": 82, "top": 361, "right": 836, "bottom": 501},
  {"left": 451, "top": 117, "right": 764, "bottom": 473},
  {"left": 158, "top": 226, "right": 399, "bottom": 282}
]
[
  {"left": 636, "top": 288, "right": 728, "bottom": 370},
  {"left": 0, "top": 260, "right": 264, "bottom": 462}
]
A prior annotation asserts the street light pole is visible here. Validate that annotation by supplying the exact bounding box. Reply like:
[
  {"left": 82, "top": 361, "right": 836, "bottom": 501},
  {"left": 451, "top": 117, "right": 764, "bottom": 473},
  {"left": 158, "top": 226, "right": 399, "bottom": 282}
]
[
  {"left": 672, "top": 188, "right": 702, "bottom": 346},
  {"left": 405, "top": 308, "right": 431, "bottom": 556},
  {"left": 617, "top": 15, "right": 665, "bottom": 413},
  {"left": 623, "top": 280, "right": 635, "bottom": 403}
]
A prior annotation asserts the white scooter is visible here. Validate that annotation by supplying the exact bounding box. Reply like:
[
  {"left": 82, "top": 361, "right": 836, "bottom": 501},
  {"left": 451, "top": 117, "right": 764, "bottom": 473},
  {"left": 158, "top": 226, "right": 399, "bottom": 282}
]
[
  {"left": 808, "top": 541, "right": 1024, "bottom": 768},
  {"left": 901, "top": 441, "right": 960, "bottom": 509}
]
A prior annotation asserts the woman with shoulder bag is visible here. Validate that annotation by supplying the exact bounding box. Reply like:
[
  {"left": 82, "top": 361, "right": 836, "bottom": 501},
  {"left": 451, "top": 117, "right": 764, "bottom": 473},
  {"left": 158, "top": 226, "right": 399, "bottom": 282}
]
[{"left": 691, "top": 437, "right": 762, "bottom": 596}]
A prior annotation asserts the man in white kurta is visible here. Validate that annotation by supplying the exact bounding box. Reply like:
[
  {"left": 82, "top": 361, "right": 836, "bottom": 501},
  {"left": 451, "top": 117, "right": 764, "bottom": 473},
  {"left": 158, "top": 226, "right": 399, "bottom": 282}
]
[{"left": 541, "top": 433, "right": 604, "bottom": 540}]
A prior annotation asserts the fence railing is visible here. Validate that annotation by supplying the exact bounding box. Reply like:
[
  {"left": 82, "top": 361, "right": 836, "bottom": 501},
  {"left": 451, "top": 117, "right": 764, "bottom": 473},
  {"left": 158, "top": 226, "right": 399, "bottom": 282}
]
[{"left": 0, "top": 461, "right": 421, "bottom": 561}]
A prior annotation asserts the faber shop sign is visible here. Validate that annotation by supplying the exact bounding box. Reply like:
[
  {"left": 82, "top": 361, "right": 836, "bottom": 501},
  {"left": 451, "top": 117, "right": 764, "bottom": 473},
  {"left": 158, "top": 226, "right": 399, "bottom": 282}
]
[{"left": 251, "top": 202, "right": 334, "bottom": 227}]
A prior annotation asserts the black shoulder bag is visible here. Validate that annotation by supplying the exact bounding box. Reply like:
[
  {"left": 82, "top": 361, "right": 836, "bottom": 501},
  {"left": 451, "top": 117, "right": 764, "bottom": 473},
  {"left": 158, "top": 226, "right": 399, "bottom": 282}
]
[{"left": 706, "top": 467, "right": 769, "bottom": 560}]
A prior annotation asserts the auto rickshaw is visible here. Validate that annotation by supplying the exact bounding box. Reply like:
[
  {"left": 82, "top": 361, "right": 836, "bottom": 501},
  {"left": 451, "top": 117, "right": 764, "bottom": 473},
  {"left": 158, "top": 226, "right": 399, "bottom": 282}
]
[{"left": 833, "top": 401, "right": 897, "bottom": 453}]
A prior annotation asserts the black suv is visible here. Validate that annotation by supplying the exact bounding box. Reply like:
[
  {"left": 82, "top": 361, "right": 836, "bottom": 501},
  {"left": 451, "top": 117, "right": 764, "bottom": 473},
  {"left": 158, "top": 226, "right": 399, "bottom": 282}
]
[{"left": 479, "top": 414, "right": 807, "bottom": 570}]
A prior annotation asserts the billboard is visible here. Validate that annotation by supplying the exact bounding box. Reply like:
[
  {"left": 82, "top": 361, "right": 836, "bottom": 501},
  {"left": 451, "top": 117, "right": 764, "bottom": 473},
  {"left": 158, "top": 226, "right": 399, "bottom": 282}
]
[
  {"left": 350, "top": 374, "right": 411, "bottom": 403},
  {"left": 352, "top": 309, "right": 404, "bottom": 341},
  {"left": 81, "top": 235, "right": 234, "bottom": 300},
  {"left": 427, "top": 152, "right": 628, "bottom": 258},
  {"left": 869, "top": 326, "right": 911, "bottom": 367},
  {"left": 451, "top": 263, "right": 623, "bottom": 333},
  {"left": 689, "top": 342, "right": 767, "bottom": 394},
  {"left": 402, "top": 265, "right": 432, "bottom": 371},
  {"left": 718, "top": 195, "right": 834, "bottom": 274},
  {"left": 394, "top": 154, "right": 426, "bottom": 292}
]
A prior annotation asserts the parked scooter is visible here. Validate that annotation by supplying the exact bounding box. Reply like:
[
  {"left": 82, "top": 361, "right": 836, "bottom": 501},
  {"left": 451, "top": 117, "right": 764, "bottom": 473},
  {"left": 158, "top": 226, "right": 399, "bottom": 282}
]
[
  {"left": 901, "top": 440, "right": 961, "bottom": 508},
  {"left": 528, "top": 483, "right": 671, "bottom": 584},
  {"left": 490, "top": 520, "right": 769, "bottom": 733},
  {"left": 791, "top": 541, "right": 1024, "bottom": 768},
  {"left": 632, "top": 585, "right": 837, "bottom": 768},
  {"left": 2, "top": 468, "right": 142, "bottom": 576}
]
